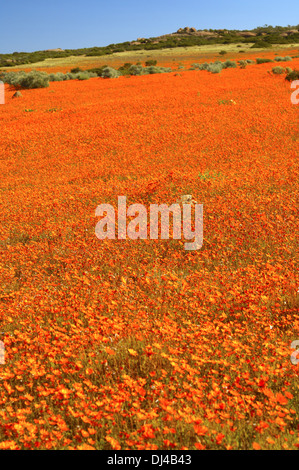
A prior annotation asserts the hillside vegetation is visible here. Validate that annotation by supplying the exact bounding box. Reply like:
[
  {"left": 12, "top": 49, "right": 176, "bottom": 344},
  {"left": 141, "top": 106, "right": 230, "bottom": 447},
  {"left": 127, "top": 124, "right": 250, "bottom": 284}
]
[{"left": 1, "top": 24, "right": 299, "bottom": 68}]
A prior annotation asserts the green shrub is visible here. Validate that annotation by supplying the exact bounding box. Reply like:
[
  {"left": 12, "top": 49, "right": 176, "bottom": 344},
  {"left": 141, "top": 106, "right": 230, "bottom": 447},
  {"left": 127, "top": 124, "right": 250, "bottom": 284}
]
[
  {"left": 238, "top": 60, "right": 247, "bottom": 68},
  {"left": 125, "top": 64, "right": 171, "bottom": 76},
  {"left": 251, "top": 41, "right": 272, "bottom": 48},
  {"left": 101, "top": 67, "right": 120, "bottom": 78},
  {"left": 145, "top": 66, "right": 171, "bottom": 74},
  {"left": 285, "top": 69, "right": 299, "bottom": 81},
  {"left": 22, "top": 71, "right": 49, "bottom": 88},
  {"left": 256, "top": 58, "right": 273, "bottom": 64},
  {"left": 70, "top": 67, "right": 83, "bottom": 73},
  {"left": 48, "top": 73, "right": 56, "bottom": 81},
  {"left": 86, "top": 66, "right": 108, "bottom": 76},
  {"left": 53, "top": 72, "right": 66, "bottom": 81},
  {"left": 65, "top": 73, "right": 77, "bottom": 80},
  {"left": 272, "top": 66, "right": 285, "bottom": 74},
  {"left": 128, "top": 65, "right": 145, "bottom": 75},
  {"left": 223, "top": 60, "right": 237, "bottom": 68},
  {"left": 275, "top": 56, "right": 292, "bottom": 62},
  {"left": 207, "top": 63, "right": 223, "bottom": 73},
  {"left": 76, "top": 72, "right": 90, "bottom": 80},
  {"left": 219, "top": 50, "right": 227, "bottom": 55},
  {"left": 190, "top": 62, "right": 209, "bottom": 70},
  {"left": 118, "top": 63, "right": 133, "bottom": 75},
  {"left": 0, "top": 71, "right": 25, "bottom": 86},
  {"left": 118, "top": 62, "right": 133, "bottom": 70},
  {"left": 145, "top": 66, "right": 160, "bottom": 74},
  {"left": 191, "top": 60, "right": 239, "bottom": 73},
  {"left": 49, "top": 71, "right": 94, "bottom": 81},
  {"left": 5, "top": 70, "right": 50, "bottom": 89},
  {"left": 145, "top": 59, "right": 157, "bottom": 66}
]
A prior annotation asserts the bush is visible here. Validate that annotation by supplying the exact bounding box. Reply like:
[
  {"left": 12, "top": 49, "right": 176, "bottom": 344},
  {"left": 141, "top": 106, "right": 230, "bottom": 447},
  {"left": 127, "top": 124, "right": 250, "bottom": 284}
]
[
  {"left": 275, "top": 56, "right": 292, "bottom": 62},
  {"left": 54, "top": 72, "right": 66, "bottom": 82},
  {"left": 145, "top": 66, "right": 171, "bottom": 74},
  {"left": 3, "top": 70, "right": 50, "bottom": 89},
  {"left": 0, "top": 71, "right": 25, "bottom": 86},
  {"left": 251, "top": 41, "right": 272, "bottom": 48},
  {"left": 145, "top": 59, "right": 157, "bottom": 66},
  {"left": 285, "top": 69, "right": 299, "bottom": 81},
  {"left": 64, "top": 73, "right": 76, "bottom": 80},
  {"left": 219, "top": 50, "right": 227, "bottom": 55},
  {"left": 70, "top": 67, "right": 83, "bottom": 73},
  {"left": 190, "top": 62, "right": 209, "bottom": 71},
  {"left": 75, "top": 72, "right": 90, "bottom": 80},
  {"left": 256, "top": 58, "right": 273, "bottom": 64},
  {"left": 238, "top": 60, "right": 247, "bottom": 69},
  {"left": 223, "top": 60, "right": 237, "bottom": 68},
  {"left": 207, "top": 63, "right": 223, "bottom": 73},
  {"left": 21, "top": 71, "right": 49, "bottom": 88},
  {"left": 48, "top": 73, "right": 60, "bottom": 82},
  {"left": 49, "top": 72, "right": 67, "bottom": 81},
  {"left": 126, "top": 64, "right": 171, "bottom": 76},
  {"left": 191, "top": 60, "right": 240, "bottom": 73},
  {"left": 101, "top": 67, "right": 120, "bottom": 78},
  {"left": 118, "top": 62, "right": 133, "bottom": 70},
  {"left": 48, "top": 71, "right": 96, "bottom": 81},
  {"left": 86, "top": 66, "right": 108, "bottom": 76},
  {"left": 128, "top": 65, "right": 145, "bottom": 76},
  {"left": 272, "top": 66, "right": 285, "bottom": 74},
  {"left": 145, "top": 66, "right": 162, "bottom": 74},
  {"left": 118, "top": 63, "right": 133, "bottom": 75}
]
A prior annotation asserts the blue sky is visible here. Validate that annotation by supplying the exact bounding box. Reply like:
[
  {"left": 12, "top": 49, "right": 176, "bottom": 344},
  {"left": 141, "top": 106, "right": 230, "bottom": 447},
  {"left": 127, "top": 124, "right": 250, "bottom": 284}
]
[{"left": 1, "top": 0, "right": 299, "bottom": 54}]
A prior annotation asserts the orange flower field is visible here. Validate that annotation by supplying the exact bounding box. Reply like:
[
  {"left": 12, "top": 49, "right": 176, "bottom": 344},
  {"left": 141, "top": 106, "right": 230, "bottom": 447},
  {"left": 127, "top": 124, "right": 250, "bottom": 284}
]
[{"left": 0, "top": 58, "right": 298, "bottom": 450}]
